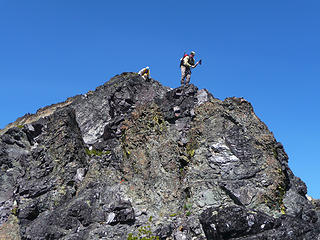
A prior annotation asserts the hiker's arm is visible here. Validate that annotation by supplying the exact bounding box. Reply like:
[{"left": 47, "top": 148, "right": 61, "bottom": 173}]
[
  {"left": 192, "top": 61, "right": 199, "bottom": 68},
  {"left": 138, "top": 68, "right": 146, "bottom": 75}
]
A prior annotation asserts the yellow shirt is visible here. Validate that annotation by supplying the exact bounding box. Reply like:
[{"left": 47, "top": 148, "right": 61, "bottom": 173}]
[{"left": 183, "top": 56, "right": 195, "bottom": 68}]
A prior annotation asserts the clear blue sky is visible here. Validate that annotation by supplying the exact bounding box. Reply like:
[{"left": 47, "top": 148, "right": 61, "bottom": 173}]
[{"left": 0, "top": 1, "right": 319, "bottom": 198}]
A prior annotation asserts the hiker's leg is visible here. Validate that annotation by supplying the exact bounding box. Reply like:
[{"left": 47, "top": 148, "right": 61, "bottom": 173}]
[
  {"left": 180, "top": 66, "right": 186, "bottom": 85},
  {"left": 185, "top": 71, "right": 191, "bottom": 85}
]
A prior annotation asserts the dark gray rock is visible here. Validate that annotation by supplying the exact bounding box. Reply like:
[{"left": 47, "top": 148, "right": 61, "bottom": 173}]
[
  {"left": 200, "top": 206, "right": 275, "bottom": 239},
  {"left": 0, "top": 72, "right": 318, "bottom": 240},
  {"left": 200, "top": 206, "right": 320, "bottom": 240}
]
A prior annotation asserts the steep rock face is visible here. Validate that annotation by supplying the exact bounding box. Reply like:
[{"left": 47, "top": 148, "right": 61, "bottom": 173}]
[
  {"left": 0, "top": 73, "right": 319, "bottom": 240},
  {"left": 71, "top": 72, "right": 169, "bottom": 144}
]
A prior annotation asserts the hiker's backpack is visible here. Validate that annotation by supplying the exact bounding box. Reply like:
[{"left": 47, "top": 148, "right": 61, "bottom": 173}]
[{"left": 180, "top": 53, "right": 188, "bottom": 67}]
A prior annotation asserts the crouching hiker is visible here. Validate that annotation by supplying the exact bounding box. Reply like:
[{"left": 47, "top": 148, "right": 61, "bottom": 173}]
[{"left": 138, "top": 66, "right": 150, "bottom": 81}]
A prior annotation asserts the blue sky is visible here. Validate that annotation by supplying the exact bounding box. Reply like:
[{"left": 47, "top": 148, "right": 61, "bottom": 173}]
[{"left": 0, "top": 1, "right": 319, "bottom": 198}]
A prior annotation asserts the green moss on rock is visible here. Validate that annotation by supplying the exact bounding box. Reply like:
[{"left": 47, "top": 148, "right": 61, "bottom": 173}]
[{"left": 85, "top": 148, "right": 111, "bottom": 157}]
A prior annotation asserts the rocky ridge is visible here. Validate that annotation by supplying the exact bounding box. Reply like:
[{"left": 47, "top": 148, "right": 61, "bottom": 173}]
[{"left": 0, "top": 72, "right": 319, "bottom": 240}]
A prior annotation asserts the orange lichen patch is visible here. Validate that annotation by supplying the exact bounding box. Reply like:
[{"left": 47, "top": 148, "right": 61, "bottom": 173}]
[
  {"left": 255, "top": 134, "right": 275, "bottom": 146},
  {"left": 260, "top": 156, "right": 287, "bottom": 213},
  {"left": 120, "top": 104, "right": 167, "bottom": 179},
  {"left": 194, "top": 101, "right": 218, "bottom": 117},
  {"left": 0, "top": 215, "right": 21, "bottom": 240},
  {"left": 121, "top": 104, "right": 166, "bottom": 148}
]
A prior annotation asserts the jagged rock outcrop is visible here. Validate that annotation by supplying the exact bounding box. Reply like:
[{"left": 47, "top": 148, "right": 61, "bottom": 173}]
[{"left": 0, "top": 72, "right": 319, "bottom": 240}]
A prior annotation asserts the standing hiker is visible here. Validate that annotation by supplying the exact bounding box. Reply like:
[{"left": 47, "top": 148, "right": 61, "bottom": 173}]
[{"left": 180, "top": 51, "right": 201, "bottom": 86}]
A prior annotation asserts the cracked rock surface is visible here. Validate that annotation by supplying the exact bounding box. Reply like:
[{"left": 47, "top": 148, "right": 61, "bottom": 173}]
[{"left": 0, "top": 72, "right": 319, "bottom": 239}]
